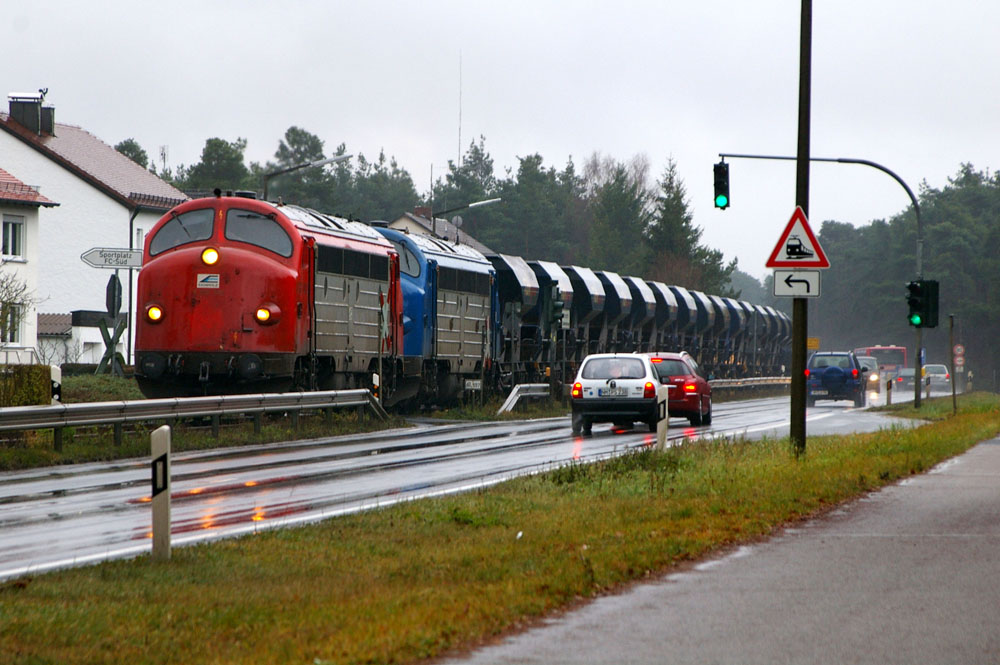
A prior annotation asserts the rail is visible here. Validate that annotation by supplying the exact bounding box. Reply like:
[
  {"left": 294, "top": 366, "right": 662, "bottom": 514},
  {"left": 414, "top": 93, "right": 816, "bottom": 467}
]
[
  {"left": 496, "top": 383, "right": 552, "bottom": 415},
  {"left": 0, "top": 390, "right": 388, "bottom": 449}
]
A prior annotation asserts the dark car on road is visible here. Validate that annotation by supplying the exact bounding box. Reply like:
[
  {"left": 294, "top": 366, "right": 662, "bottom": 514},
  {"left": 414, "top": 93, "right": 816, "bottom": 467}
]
[
  {"left": 806, "top": 351, "right": 868, "bottom": 407},
  {"left": 895, "top": 367, "right": 916, "bottom": 391}
]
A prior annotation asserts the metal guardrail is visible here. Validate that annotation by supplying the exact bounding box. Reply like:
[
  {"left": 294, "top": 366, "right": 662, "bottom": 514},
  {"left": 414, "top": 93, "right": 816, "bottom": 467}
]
[
  {"left": 497, "top": 383, "right": 552, "bottom": 415},
  {"left": 0, "top": 389, "right": 387, "bottom": 433},
  {"left": 709, "top": 376, "right": 790, "bottom": 389}
]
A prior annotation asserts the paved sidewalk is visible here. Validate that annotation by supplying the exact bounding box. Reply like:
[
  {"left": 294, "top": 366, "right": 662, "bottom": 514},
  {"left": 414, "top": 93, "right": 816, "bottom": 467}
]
[{"left": 441, "top": 439, "right": 1000, "bottom": 664}]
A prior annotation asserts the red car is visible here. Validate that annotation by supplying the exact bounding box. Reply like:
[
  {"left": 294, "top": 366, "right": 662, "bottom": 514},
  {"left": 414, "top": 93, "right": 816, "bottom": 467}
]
[{"left": 646, "top": 352, "right": 713, "bottom": 426}]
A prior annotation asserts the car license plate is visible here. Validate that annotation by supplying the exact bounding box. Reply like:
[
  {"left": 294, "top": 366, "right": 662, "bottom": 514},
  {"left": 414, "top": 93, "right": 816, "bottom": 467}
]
[
  {"left": 812, "top": 389, "right": 828, "bottom": 396},
  {"left": 599, "top": 387, "right": 627, "bottom": 397}
]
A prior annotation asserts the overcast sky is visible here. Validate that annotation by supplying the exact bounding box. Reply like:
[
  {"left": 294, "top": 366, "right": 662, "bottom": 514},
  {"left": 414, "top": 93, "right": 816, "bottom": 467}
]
[{"left": 5, "top": 1, "right": 997, "bottom": 280}]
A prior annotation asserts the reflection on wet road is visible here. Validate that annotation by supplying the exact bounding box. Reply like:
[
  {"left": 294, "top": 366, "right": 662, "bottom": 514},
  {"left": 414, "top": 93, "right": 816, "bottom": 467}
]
[{"left": 0, "top": 394, "right": 929, "bottom": 580}]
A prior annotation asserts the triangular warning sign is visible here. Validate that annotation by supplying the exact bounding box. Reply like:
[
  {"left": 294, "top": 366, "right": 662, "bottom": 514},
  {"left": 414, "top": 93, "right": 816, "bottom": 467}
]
[{"left": 765, "top": 206, "right": 830, "bottom": 269}]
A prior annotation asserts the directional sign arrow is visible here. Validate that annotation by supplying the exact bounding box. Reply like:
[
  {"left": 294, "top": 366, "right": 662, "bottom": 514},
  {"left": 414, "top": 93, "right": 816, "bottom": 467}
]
[
  {"left": 81, "top": 247, "right": 143, "bottom": 269},
  {"left": 773, "top": 270, "right": 821, "bottom": 298},
  {"left": 784, "top": 273, "right": 812, "bottom": 293}
]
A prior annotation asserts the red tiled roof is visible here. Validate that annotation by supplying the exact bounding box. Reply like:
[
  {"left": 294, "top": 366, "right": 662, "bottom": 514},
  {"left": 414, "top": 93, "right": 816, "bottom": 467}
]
[
  {"left": 0, "top": 167, "right": 58, "bottom": 206},
  {"left": 0, "top": 112, "right": 187, "bottom": 211}
]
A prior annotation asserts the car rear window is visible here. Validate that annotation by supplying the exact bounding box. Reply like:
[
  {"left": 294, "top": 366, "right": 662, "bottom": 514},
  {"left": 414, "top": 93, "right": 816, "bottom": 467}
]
[
  {"left": 809, "top": 354, "right": 850, "bottom": 369},
  {"left": 651, "top": 359, "right": 690, "bottom": 378},
  {"left": 581, "top": 357, "right": 647, "bottom": 380}
]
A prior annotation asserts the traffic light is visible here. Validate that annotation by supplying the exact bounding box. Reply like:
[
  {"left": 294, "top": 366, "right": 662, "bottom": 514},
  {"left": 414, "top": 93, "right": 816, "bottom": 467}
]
[
  {"left": 906, "top": 281, "right": 925, "bottom": 326},
  {"left": 906, "top": 279, "right": 940, "bottom": 328},
  {"left": 713, "top": 161, "right": 730, "bottom": 209},
  {"left": 922, "top": 279, "right": 939, "bottom": 328}
]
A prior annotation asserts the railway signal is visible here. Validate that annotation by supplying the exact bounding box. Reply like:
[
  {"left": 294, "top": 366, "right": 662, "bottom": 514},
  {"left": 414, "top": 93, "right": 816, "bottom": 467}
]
[{"left": 713, "top": 161, "right": 730, "bottom": 209}]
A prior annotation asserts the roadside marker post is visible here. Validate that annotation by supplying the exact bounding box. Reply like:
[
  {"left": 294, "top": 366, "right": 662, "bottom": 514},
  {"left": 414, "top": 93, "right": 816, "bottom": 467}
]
[
  {"left": 656, "top": 385, "right": 669, "bottom": 449},
  {"left": 151, "top": 425, "right": 171, "bottom": 562}
]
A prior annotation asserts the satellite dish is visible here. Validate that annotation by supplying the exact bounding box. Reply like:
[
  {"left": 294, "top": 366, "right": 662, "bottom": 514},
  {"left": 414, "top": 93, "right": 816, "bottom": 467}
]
[{"left": 451, "top": 215, "right": 463, "bottom": 228}]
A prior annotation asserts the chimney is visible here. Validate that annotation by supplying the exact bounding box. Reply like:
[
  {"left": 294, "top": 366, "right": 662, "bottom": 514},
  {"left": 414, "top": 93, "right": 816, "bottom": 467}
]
[
  {"left": 40, "top": 105, "right": 55, "bottom": 135},
  {"left": 8, "top": 90, "right": 54, "bottom": 135},
  {"left": 413, "top": 206, "right": 432, "bottom": 219}
]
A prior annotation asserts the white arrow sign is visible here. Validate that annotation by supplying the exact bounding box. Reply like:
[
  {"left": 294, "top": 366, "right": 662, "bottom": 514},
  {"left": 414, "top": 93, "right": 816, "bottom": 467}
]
[
  {"left": 81, "top": 247, "right": 143, "bottom": 269},
  {"left": 773, "top": 270, "right": 821, "bottom": 298}
]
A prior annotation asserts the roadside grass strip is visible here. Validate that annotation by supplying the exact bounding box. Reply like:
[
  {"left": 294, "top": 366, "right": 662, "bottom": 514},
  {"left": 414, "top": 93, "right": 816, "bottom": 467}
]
[{"left": 1, "top": 394, "right": 997, "bottom": 665}]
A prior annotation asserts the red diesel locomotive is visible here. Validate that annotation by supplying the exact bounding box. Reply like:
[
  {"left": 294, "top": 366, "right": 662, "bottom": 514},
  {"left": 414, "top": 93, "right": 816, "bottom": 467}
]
[{"left": 135, "top": 193, "right": 403, "bottom": 398}]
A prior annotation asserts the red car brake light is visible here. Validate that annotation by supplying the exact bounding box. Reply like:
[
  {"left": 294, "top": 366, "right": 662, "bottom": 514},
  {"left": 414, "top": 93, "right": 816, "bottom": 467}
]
[
  {"left": 804, "top": 369, "right": 810, "bottom": 377},
  {"left": 683, "top": 382, "right": 698, "bottom": 393},
  {"left": 572, "top": 382, "right": 583, "bottom": 399},
  {"left": 643, "top": 382, "right": 655, "bottom": 399},
  {"left": 852, "top": 368, "right": 859, "bottom": 378}
]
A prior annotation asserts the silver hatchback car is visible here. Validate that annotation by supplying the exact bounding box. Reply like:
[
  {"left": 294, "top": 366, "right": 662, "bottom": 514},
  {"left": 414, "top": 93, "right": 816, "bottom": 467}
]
[{"left": 570, "top": 353, "right": 660, "bottom": 435}]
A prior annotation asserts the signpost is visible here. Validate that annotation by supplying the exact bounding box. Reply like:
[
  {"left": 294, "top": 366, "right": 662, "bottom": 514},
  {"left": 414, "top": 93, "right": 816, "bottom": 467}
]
[
  {"left": 82, "top": 247, "right": 141, "bottom": 374},
  {"left": 773, "top": 270, "right": 821, "bottom": 298},
  {"left": 767, "top": 204, "right": 829, "bottom": 454},
  {"left": 81, "top": 247, "right": 143, "bottom": 269}
]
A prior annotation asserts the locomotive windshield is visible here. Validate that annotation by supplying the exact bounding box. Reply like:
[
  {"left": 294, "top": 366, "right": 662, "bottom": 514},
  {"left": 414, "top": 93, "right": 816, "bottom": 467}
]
[
  {"left": 149, "top": 208, "right": 214, "bottom": 255},
  {"left": 225, "top": 209, "right": 293, "bottom": 257}
]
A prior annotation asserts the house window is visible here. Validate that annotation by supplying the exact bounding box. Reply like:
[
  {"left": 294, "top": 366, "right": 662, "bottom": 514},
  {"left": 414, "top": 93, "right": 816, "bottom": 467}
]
[
  {"left": 1, "top": 304, "right": 21, "bottom": 344},
  {"left": 2, "top": 215, "right": 24, "bottom": 258}
]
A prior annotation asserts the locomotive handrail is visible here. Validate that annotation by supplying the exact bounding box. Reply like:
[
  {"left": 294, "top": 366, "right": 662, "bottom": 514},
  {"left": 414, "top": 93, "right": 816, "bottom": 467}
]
[{"left": 0, "top": 389, "right": 387, "bottom": 433}]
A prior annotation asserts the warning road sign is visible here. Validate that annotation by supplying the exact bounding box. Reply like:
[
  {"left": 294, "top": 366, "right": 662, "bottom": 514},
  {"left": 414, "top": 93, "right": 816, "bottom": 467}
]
[{"left": 765, "top": 206, "right": 830, "bottom": 269}]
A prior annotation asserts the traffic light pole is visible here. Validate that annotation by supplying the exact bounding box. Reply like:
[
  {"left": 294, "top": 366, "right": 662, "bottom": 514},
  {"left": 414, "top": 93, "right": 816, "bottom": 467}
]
[{"left": 790, "top": 0, "right": 811, "bottom": 455}]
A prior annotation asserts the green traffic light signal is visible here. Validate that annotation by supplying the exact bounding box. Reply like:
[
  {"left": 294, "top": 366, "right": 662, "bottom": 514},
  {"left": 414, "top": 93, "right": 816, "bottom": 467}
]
[
  {"left": 713, "top": 161, "right": 730, "bottom": 210},
  {"left": 908, "top": 312, "right": 923, "bottom": 326}
]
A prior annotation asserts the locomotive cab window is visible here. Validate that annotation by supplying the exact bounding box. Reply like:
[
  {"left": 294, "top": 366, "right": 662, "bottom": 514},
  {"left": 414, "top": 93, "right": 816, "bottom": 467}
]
[
  {"left": 149, "top": 208, "right": 214, "bottom": 256},
  {"left": 225, "top": 209, "right": 293, "bottom": 257}
]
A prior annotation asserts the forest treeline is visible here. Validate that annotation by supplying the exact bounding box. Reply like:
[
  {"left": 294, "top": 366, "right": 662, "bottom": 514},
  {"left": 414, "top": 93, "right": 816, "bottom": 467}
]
[{"left": 114, "top": 130, "right": 741, "bottom": 298}]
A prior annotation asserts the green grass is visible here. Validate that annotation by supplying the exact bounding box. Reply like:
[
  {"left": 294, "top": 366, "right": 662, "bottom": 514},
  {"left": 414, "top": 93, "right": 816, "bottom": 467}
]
[{"left": 2, "top": 393, "right": 997, "bottom": 665}]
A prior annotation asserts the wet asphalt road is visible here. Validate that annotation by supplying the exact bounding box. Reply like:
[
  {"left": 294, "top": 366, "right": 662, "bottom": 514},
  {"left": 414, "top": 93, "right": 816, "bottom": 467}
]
[{"left": 441, "top": 421, "right": 1000, "bottom": 664}]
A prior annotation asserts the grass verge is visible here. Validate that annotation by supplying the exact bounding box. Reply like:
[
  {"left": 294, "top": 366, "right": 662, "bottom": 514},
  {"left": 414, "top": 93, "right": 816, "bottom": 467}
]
[{"left": 2, "top": 393, "right": 997, "bottom": 664}]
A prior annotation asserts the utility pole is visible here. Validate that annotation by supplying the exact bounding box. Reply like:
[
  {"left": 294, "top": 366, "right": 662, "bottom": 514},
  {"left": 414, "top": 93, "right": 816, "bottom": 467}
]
[{"left": 791, "top": 0, "right": 812, "bottom": 454}]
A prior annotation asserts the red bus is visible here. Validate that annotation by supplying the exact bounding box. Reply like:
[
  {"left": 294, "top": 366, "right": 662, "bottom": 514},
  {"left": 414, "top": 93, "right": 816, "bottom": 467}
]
[{"left": 854, "top": 345, "right": 907, "bottom": 378}]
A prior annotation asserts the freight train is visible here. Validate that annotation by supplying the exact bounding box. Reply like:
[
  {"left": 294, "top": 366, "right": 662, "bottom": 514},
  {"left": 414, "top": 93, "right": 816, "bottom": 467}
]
[{"left": 134, "top": 193, "right": 790, "bottom": 404}]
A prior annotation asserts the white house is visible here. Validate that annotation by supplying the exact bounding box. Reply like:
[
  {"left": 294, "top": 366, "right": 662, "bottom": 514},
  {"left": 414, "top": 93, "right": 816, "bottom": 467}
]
[
  {"left": 0, "top": 90, "right": 187, "bottom": 365},
  {"left": 0, "top": 166, "right": 57, "bottom": 364}
]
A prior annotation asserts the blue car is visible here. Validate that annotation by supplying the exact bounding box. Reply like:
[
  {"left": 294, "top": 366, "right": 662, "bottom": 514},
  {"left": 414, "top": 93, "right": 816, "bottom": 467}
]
[{"left": 806, "top": 351, "right": 868, "bottom": 407}]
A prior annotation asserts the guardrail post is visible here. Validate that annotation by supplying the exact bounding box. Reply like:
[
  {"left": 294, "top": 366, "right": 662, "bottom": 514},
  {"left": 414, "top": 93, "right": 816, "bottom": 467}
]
[
  {"left": 151, "top": 425, "right": 171, "bottom": 562},
  {"left": 253, "top": 412, "right": 262, "bottom": 435},
  {"left": 211, "top": 414, "right": 220, "bottom": 438},
  {"left": 291, "top": 410, "right": 300, "bottom": 432},
  {"left": 53, "top": 427, "right": 63, "bottom": 452},
  {"left": 113, "top": 423, "right": 123, "bottom": 447}
]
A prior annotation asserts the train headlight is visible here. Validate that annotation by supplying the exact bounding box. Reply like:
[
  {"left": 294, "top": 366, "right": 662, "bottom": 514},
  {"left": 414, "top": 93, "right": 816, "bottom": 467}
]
[
  {"left": 255, "top": 302, "right": 280, "bottom": 325},
  {"left": 201, "top": 248, "right": 220, "bottom": 265},
  {"left": 146, "top": 305, "right": 164, "bottom": 323}
]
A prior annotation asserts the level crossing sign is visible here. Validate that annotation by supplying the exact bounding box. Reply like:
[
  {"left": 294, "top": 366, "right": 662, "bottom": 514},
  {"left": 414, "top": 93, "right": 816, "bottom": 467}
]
[{"left": 765, "top": 206, "right": 830, "bottom": 269}]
